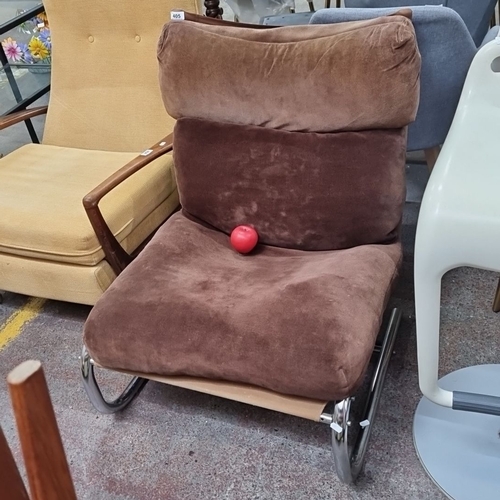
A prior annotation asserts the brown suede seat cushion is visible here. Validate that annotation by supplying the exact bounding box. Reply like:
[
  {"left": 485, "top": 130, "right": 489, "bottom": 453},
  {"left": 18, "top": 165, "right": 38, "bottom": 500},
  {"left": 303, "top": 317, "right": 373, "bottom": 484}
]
[
  {"left": 174, "top": 118, "right": 407, "bottom": 251},
  {"left": 84, "top": 213, "right": 401, "bottom": 401},
  {"left": 158, "top": 17, "right": 420, "bottom": 132}
]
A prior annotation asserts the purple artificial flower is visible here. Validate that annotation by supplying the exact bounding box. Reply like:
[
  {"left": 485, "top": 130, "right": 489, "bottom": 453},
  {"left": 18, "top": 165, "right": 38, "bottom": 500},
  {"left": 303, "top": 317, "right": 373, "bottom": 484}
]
[
  {"left": 17, "top": 42, "right": 33, "bottom": 63},
  {"left": 38, "top": 29, "right": 51, "bottom": 50}
]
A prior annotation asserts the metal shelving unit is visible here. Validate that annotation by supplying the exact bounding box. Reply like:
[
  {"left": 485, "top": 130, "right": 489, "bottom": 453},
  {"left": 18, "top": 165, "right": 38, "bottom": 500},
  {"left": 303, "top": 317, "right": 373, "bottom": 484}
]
[{"left": 0, "top": 3, "right": 49, "bottom": 142}]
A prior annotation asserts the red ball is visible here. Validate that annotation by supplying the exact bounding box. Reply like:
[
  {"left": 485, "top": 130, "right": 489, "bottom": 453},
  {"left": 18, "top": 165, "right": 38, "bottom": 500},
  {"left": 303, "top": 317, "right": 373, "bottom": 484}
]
[{"left": 230, "top": 225, "right": 258, "bottom": 254}]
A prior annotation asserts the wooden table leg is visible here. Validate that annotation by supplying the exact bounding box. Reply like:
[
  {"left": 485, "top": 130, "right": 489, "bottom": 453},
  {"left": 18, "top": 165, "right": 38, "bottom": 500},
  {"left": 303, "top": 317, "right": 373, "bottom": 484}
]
[
  {"left": 8, "top": 360, "right": 77, "bottom": 500},
  {"left": 0, "top": 426, "right": 29, "bottom": 500}
]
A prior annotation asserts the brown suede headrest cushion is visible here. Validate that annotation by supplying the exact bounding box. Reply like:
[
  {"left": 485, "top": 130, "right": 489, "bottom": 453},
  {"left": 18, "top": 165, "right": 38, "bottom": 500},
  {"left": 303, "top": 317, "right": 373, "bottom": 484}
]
[{"left": 157, "top": 16, "right": 420, "bottom": 132}]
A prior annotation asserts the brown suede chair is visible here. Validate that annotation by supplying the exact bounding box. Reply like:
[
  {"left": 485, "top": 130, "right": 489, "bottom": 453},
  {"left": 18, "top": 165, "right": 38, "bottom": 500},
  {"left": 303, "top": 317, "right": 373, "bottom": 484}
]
[{"left": 81, "top": 12, "right": 421, "bottom": 483}]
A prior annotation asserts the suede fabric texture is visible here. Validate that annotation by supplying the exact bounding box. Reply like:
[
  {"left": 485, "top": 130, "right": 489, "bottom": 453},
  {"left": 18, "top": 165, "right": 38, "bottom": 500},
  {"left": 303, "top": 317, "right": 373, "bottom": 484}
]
[
  {"left": 174, "top": 118, "right": 407, "bottom": 250},
  {"left": 158, "top": 17, "right": 420, "bottom": 132},
  {"left": 84, "top": 213, "right": 402, "bottom": 401}
]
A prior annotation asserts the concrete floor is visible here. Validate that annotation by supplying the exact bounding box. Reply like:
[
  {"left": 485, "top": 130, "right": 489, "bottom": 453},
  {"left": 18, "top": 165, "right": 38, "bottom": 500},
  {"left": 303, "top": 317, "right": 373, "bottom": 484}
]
[{"left": 1, "top": 15, "right": 500, "bottom": 498}]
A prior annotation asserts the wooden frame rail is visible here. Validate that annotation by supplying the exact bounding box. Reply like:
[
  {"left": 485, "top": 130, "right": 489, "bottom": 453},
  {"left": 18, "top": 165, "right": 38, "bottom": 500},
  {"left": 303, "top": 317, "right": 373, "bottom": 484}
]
[{"left": 83, "top": 134, "right": 173, "bottom": 276}]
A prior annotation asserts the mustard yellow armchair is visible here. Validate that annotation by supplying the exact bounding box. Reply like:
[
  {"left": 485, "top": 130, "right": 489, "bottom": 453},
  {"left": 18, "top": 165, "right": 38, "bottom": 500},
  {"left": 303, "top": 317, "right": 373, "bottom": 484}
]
[{"left": 0, "top": 0, "right": 201, "bottom": 305}]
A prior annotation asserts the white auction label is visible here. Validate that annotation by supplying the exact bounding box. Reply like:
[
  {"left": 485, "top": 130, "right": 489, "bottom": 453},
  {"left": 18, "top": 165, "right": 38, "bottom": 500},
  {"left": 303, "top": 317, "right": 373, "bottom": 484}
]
[{"left": 170, "top": 11, "right": 185, "bottom": 21}]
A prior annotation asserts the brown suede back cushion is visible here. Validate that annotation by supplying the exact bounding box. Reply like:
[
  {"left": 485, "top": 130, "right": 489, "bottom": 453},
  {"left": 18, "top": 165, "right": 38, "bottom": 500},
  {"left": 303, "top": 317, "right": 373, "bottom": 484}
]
[
  {"left": 174, "top": 118, "right": 407, "bottom": 250},
  {"left": 158, "top": 17, "right": 420, "bottom": 132}
]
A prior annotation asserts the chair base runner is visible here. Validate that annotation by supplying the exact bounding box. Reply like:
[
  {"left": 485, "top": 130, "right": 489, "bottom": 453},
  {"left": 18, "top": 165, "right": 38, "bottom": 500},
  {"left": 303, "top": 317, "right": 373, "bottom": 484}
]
[
  {"left": 80, "top": 346, "right": 148, "bottom": 414},
  {"left": 80, "top": 308, "right": 402, "bottom": 483},
  {"left": 413, "top": 364, "right": 500, "bottom": 500},
  {"left": 325, "top": 308, "right": 401, "bottom": 483}
]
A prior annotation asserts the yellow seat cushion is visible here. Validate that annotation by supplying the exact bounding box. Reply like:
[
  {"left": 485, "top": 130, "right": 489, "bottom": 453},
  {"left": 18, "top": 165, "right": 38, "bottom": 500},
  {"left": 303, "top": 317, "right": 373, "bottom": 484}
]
[
  {"left": 0, "top": 143, "right": 176, "bottom": 266},
  {"left": 0, "top": 251, "right": 116, "bottom": 305}
]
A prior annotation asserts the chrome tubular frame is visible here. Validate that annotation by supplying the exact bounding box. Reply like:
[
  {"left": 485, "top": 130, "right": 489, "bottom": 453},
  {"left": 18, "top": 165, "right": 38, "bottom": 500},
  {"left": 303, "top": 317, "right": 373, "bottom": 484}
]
[
  {"left": 80, "top": 345, "right": 148, "bottom": 414},
  {"left": 321, "top": 308, "right": 402, "bottom": 484}
]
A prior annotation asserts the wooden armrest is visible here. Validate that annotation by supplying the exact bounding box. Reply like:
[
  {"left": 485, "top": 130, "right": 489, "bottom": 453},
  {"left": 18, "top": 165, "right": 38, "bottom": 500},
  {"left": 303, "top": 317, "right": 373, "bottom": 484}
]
[
  {"left": 183, "top": 11, "right": 278, "bottom": 28},
  {"left": 83, "top": 134, "right": 173, "bottom": 276},
  {"left": 0, "top": 106, "right": 48, "bottom": 131}
]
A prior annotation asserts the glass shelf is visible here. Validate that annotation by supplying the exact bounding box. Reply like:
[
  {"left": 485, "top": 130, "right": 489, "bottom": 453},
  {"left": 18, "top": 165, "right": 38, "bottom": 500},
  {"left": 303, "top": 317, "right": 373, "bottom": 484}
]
[{"left": 0, "top": 2, "right": 42, "bottom": 25}]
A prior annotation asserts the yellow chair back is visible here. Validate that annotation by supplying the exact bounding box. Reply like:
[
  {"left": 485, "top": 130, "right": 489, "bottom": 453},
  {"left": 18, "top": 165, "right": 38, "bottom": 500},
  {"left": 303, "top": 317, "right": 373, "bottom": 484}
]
[{"left": 43, "top": 0, "right": 201, "bottom": 152}]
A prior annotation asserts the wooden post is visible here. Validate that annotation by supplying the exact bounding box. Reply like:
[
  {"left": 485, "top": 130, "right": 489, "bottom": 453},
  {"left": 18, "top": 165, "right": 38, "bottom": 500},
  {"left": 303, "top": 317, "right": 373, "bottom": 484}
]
[
  {"left": 7, "top": 360, "right": 77, "bottom": 500},
  {"left": 0, "top": 426, "right": 30, "bottom": 500},
  {"left": 493, "top": 278, "right": 500, "bottom": 313},
  {"left": 205, "top": 0, "right": 223, "bottom": 18},
  {"left": 424, "top": 146, "right": 441, "bottom": 172}
]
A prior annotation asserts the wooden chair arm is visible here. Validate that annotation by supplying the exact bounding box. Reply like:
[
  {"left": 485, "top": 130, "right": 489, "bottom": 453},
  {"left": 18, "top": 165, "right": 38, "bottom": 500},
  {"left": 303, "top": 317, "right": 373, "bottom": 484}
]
[
  {"left": 0, "top": 106, "right": 48, "bottom": 131},
  {"left": 83, "top": 134, "right": 174, "bottom": 276},
  {"left": 183, "top": 11, "right": 278, "bottom": 28}
]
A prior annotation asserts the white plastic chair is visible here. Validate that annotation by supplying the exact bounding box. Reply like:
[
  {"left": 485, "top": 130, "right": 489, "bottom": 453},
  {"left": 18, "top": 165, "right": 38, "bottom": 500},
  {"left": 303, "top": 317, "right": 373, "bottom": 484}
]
[{"left": 413, "top": 37, "right": 500, "bottom": 500}]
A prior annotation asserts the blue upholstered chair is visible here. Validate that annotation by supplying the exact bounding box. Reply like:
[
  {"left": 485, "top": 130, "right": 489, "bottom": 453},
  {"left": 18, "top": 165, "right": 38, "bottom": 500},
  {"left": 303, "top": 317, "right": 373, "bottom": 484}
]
[
  {"left": 263, "top": 0, "right": 497, "bottom": 46},
  {"left": 264, "top": 5, "right": 494, "bottom": 167},
  {"left": 344, "top": 0, "right": 497, "bottom": 47},
  {"left": 311, "top": 7, "right": 477, "bottom": 163}
]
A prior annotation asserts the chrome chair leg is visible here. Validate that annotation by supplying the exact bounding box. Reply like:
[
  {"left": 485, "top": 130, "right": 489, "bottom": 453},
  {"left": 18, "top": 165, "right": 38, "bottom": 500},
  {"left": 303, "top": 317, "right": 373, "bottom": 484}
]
[
  {"left": 80, "top": 345, "right": 148, "bottom": 414},
  {"left": 322, "top": 308, "right": 402, "bottom": 484}
]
